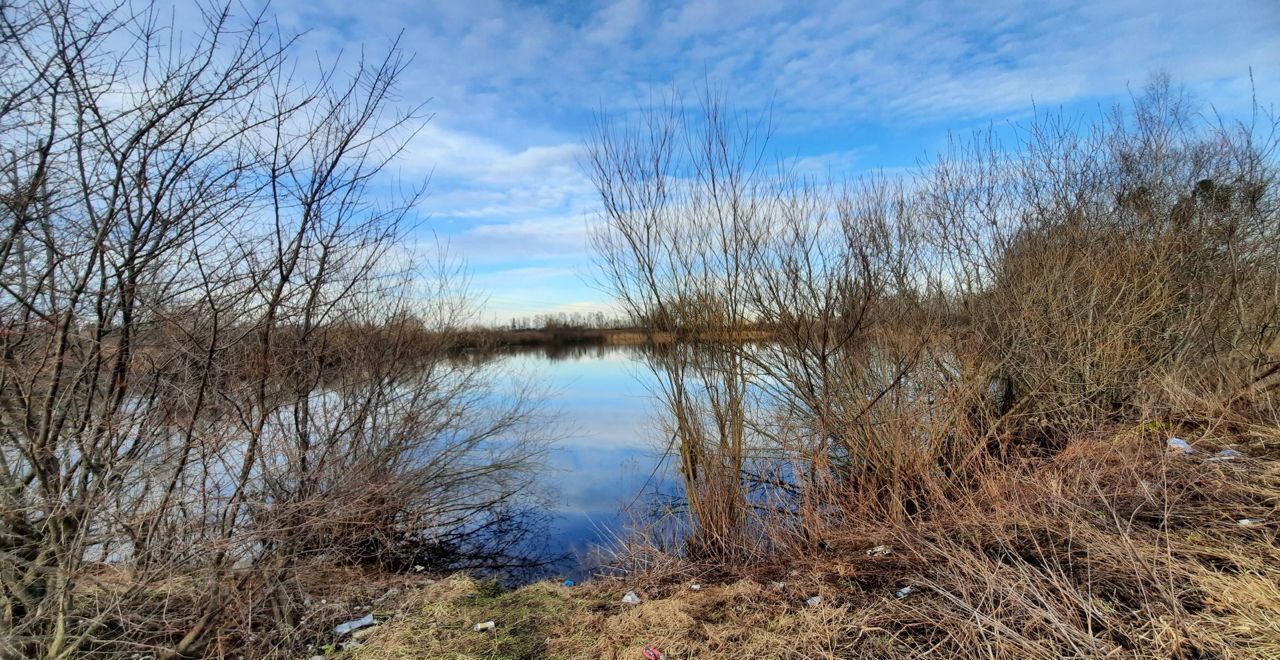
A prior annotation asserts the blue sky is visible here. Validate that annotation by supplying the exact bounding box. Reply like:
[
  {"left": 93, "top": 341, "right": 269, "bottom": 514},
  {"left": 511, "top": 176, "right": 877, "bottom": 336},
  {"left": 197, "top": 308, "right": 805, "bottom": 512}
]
[{"left": 242, "top": 0, "right": 1278, "bottom": 324}]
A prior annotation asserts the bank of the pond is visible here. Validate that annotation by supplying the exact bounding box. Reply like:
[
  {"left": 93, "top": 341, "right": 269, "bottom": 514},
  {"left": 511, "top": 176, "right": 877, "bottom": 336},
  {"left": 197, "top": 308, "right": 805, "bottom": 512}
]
[{"left": 333, "top": 573, "right": 912, "bottom": 659}]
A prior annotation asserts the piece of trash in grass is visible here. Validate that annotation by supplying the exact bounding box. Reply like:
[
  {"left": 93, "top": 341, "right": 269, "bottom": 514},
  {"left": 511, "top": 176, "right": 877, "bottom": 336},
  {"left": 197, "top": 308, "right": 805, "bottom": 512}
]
[
  {"left": 373, "top": 587, "right": 400, "bottom": 605},
  {"left": 895, "top": 586, "right": 915, "bottom": 599},
  {"left": 562, "top": 579, "right": 575, "bottom": 587},
  {"left": 771, "top": 581, "right": 786, "bottom": 590},
  {"left": 1237, "top": 518, "right": 1266, "bottom": 527},
  {"left": 643, "top": 645, "right": 666, "bottom": 660},
  {"left": 866, "top": 545, "right": 892, "bottom": 556},
  {"left": 690, "top": 583, "right": 701, "bottom": 591},
  {"left": 1167, "top": 437, "right": 1195, "bottom": 454},
  {"left": 333, "top": 613, "right": 375, "bottom": 636},
  {"left": 1210, "top": 448, "right": 1246, "bottom": 462},
  {"left": 413, "top": 565, "right": 424, "bottom": 572},
  {"left": 805, "top": 595, "right": 822, "bottom": 607},
  {"left": 622, "top": 591, "right": 641, "bottom": 605},
  {"left": 473, "top": 620, "right": 496, "bottom": 632}
]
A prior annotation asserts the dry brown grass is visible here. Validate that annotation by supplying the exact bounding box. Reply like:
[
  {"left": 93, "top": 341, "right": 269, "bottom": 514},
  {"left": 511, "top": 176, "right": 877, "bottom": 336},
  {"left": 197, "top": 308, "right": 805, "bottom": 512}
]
[{"left": 344, "top": 415, "right": 1279, "bottom": 659}]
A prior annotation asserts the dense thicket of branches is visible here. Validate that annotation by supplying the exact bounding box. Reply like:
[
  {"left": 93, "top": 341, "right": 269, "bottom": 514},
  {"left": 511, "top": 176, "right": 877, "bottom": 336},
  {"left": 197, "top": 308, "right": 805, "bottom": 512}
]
[
  {"left": 588, "top": 76, "right": 1279, "bottom": 558},
  {"left": 0, "top": 2, "right": 546, "bottom": 657}
]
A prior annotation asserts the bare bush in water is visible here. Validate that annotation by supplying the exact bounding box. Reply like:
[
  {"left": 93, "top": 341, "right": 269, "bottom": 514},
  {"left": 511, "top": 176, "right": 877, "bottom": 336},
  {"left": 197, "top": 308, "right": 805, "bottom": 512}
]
[
  {"left": 587, "top": 94, "right": 765, "bottom": 559},
  {"left": 588, "top": 77, "right": 1278, "bottom": 562}
]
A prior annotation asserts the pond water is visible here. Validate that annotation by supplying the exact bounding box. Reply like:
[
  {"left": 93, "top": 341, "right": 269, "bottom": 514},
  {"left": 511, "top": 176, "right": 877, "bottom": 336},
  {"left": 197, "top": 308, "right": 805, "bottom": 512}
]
[{"left": 493, "top": 343, "right": 674, "bottom": 577}]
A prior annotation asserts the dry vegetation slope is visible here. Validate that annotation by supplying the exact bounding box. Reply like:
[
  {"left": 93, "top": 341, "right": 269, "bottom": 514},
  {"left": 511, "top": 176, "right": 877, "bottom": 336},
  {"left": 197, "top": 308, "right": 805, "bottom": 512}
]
[{"left": 346, "top": 419, "right": 1279, "bottom": 659}]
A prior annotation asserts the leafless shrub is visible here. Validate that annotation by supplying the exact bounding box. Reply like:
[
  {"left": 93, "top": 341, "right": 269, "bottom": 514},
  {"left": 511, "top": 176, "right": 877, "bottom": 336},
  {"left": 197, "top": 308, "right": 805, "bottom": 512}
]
[{"left": 923, "top": 75, "right": 1280, "bottom": 443}]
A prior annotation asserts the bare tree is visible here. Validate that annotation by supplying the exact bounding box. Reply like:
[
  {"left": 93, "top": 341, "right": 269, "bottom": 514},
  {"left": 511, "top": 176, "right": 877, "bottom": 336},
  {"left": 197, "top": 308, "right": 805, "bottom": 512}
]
[{"left": 0, "top": 2, "right": 548, "bottom": 657}]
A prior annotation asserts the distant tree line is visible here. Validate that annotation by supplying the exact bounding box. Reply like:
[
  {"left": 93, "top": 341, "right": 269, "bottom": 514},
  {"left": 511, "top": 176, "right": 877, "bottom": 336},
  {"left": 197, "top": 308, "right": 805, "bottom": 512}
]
[{"left": 506, "top": 311, "right": 630, "bottom": 330}]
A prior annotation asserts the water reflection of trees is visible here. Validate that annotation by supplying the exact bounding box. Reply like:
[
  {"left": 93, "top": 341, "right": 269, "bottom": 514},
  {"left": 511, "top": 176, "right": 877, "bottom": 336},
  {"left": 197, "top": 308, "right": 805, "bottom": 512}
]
[{"left": 457, "top": 340, "right": 651, "bottom": 363}]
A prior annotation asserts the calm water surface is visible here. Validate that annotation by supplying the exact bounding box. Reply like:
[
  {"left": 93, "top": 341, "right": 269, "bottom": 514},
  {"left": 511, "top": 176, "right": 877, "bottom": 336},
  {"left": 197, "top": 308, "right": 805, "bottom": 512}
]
[{"left": 495, "top": 344, "right": 673, "bottom": 573}]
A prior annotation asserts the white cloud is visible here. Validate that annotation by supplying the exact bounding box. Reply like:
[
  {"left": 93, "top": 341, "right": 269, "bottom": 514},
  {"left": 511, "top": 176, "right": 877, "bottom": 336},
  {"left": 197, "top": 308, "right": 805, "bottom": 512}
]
[
  {"left": 256, "top": 0, "right": 1277, "bottom": 129},
  {"left": 585, "top": 0, "right": 646, "bottom": 45},
  {"left": 217, "top": 0, "right": 1279, "bottom": 318},
  {"left": 452, "top": 216, "right": 591, "bottom": 263}
]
